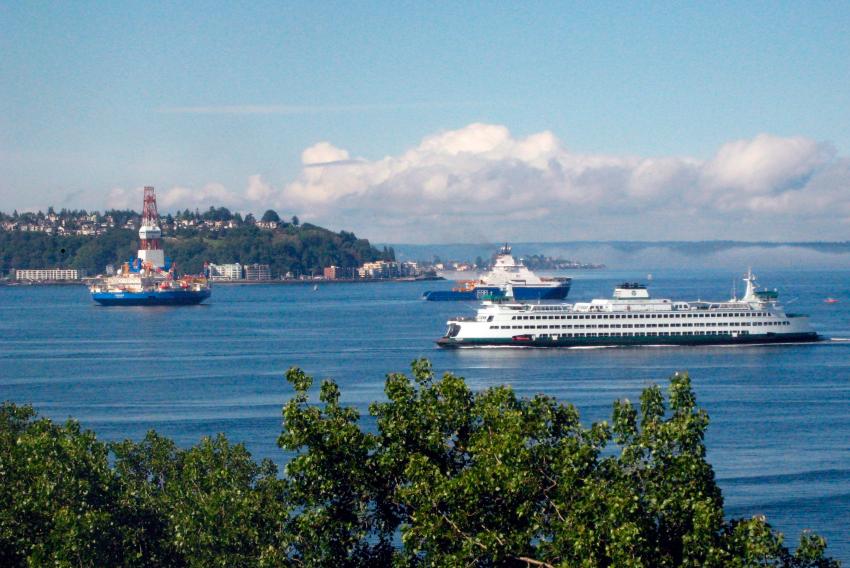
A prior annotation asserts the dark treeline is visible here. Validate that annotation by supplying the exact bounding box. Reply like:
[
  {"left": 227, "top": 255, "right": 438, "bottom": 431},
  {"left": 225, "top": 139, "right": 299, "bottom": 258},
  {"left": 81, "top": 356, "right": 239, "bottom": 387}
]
[
  {"left": 0, "top": 362, "right": 838, "bottom": 567},
  {"left": 0, "top": 206, "right": 292, "bottom": 226},
  {"left": 167, "top": 224, "right": 388, "bottom": 276},
  {"left": 0, "top": 229, "right": 138, "bottom": 276},
  {"left": 0, "top": 223, "right": 391, "bottom": 276}
]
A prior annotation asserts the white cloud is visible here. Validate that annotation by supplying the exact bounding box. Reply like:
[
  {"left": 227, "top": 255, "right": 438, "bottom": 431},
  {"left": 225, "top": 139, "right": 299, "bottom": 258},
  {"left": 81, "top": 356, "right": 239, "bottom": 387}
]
[
  {"left": 106, "top": 183, "right": 243, "bottom": 213},
  {"left": 702, "top": 134, "right": 832, "bottom": 195},
  {"left": 301, "top": 142, "right": 351, "bottom": 165},
  {"left": 159, "top": 183, "right": 238, "bottom": 210},
  {"left": 105, "top": 187, "right": 136, "bottom": 210},
  {"left": 269, "top": 123, "right": 848, "bottom": 241},
  {"left": 245, "top": 175, "right": 273, "bottom": 202},
  {"left": 105, "top": 123, "right": 850, "bottom": 242}
]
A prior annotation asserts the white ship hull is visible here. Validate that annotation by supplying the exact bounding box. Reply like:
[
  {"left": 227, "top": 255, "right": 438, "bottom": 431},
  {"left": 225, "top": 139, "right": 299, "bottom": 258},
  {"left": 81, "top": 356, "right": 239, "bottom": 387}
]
[{"left": 438, "top": 273, "right": 820, "bottom": 348}]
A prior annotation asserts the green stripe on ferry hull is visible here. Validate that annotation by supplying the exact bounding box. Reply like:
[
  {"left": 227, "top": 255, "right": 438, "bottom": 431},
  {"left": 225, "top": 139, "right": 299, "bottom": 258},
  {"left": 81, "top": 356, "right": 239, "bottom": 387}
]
[{"left": 436, "top": 332, "right": 821, "bottom": 348}]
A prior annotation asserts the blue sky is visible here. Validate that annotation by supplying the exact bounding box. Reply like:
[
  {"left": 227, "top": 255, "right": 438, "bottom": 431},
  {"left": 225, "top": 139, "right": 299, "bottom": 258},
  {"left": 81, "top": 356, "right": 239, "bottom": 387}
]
[{"left": 2, "top": 2, "right": 850, "bottom": 242}]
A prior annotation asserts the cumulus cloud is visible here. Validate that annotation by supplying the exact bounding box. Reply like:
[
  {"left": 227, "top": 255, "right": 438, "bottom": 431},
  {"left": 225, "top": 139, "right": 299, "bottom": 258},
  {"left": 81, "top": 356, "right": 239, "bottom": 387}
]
[
  {"left": 269, "top": 124, "right": 849, "bottom": 241},
  {"left": 106, "top": 123, "right": 850, "bottom": 241},
  {"left": 245, "top": 175, "right": 273, "bottom": 203},
  {"left": 106, "top": 183, "right": 243, "bottom": 212},
  {"left": 701, "top": 134, "right": 832, "bottom": 195},
  {"left": 301, "top": 142, "right": 351, "bottom": 165}
]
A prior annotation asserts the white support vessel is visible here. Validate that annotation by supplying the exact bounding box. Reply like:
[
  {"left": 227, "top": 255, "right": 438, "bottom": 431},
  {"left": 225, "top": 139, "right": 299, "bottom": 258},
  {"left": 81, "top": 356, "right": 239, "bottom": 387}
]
[
  {"left": 423, "top": 244, "right": 571, "bottom": 301},
  {"left": 437, "top": 270, "right": 819, "bottom": 348}
]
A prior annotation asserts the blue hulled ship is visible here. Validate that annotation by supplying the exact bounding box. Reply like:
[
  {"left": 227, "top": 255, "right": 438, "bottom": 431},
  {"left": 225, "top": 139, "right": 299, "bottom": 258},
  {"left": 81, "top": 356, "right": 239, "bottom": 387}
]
[
  {"left": 422, "top": 245, "right": 571, "bottom": 301},
  {"left": 89, "top": 186, "right": 211, "bottom": 306},
  {"left": 91, "top": 288, "right": 211, "bottom": 306}
]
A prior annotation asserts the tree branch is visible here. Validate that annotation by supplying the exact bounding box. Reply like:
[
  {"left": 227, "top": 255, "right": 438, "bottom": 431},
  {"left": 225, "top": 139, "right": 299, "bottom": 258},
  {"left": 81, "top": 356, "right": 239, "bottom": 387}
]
[{"left": 515, "top": 556, "right": 556, "bottom": 568}]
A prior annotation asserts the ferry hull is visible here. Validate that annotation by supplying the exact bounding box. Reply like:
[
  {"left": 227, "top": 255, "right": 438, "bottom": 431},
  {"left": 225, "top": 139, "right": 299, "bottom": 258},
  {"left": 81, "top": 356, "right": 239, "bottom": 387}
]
[
  {"left": 423, "top": 281, "right": 571, "bottom": 301},
  {"left": 437, "top": 332, "right": 821, "bottom": 348},
  {"left": 92, "top": 289, "right": 211, "bottom": 306}
]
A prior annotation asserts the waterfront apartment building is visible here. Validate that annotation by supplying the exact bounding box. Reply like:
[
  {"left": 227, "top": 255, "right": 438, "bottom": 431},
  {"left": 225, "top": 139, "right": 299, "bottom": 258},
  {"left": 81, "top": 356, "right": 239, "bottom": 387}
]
[
  {"left": 244, "top": 263, "right": 271, "bottom": 281},
  {"left": 358, "top": 261, "right": 394, "bottom": 279},
  {"left": 207, "top": 263, "right": 243, "bottom": 281},
  {"left": 357, "top": 261, "right": 420, "bottom": 279},
  {"left": 14, "top": 268, "right": 86, "bottom": 281}
]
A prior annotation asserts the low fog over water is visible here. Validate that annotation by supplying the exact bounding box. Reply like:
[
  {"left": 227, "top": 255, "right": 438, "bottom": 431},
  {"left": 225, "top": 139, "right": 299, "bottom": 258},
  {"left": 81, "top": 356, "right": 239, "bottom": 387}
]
[{"left": 392, "top": 242, "right": 850, "bottom": 271}]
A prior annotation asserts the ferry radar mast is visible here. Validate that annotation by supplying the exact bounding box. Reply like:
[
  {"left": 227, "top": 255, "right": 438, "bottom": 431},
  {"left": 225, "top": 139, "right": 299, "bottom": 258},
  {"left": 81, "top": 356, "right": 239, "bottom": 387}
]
[{"left": 742, "top": 268, "right": 757, "bottom": 302}]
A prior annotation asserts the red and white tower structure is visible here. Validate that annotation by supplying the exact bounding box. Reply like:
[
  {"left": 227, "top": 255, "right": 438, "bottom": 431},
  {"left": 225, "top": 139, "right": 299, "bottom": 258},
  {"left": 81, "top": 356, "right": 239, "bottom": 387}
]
[{"left": 137, "top": 186, "right": 166, "bottom": 268}]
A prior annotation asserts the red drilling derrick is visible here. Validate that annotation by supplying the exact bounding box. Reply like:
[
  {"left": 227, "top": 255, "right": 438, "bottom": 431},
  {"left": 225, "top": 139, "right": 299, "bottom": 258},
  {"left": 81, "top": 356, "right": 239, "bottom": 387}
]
[{"left": 140, "top": 186, "right": 161, "bottom": 251}]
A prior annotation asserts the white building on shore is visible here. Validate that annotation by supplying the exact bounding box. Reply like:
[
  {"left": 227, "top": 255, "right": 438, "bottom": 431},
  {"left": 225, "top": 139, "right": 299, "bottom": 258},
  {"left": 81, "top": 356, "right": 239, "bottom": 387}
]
[
  {"left": 244, "top": 264, "right": 271, "bottom": 281},
  {"left": 14, "top": 268, "right": 86, "bottom": 281},
  {"left": 207, "top": 263, "right": 243, "bottom": 281},
  {"left": 357, "top": 260, "right": 421, "bottom": 279}
]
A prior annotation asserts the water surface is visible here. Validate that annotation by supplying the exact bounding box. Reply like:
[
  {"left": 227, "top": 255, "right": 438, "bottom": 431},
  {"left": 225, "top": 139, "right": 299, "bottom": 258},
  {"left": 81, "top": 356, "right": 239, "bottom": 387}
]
[{"left": 1, "top": 268, "right": 848, "bottom": 559}]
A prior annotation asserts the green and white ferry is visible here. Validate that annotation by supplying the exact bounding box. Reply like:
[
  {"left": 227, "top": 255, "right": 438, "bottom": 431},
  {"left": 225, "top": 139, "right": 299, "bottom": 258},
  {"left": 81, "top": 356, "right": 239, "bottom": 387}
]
[{"left": 437, "top": 270, "right": 819, "bottom": 348}]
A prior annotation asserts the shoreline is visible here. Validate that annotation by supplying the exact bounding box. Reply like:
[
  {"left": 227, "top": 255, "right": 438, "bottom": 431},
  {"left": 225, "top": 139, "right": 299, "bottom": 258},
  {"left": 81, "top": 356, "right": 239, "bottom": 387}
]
[
  {"left": 210, "top": 276, "right": 445, "bottom": 285},
  {"left": 1, "top": 276, "right": 446, "bottom": 287}
]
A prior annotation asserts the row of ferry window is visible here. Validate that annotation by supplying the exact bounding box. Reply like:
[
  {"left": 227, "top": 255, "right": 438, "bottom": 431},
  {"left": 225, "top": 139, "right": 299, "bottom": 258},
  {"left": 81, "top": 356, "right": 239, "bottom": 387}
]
[
  {"left": 524, "top": 330, "right": 748, "bottom": 338},
  {"left": 492, "top": 321, "right": 790, "bottom": 330},
  {"left": 512, "top": 312, "right": 773, "bottom": 320}
]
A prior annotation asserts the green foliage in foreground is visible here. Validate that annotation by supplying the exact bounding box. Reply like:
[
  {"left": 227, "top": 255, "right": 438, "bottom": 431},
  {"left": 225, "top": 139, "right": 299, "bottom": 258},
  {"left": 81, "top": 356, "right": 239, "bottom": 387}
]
[{"left": 0, "top": 362, "right": 839, "bottom": 567}]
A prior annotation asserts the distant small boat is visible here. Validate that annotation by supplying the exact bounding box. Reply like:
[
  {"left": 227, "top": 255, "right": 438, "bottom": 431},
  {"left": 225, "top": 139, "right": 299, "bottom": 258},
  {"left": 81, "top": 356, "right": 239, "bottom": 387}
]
[
  {"left": 824, "top": 298, "right": 839, "bottom": 304},
  {"left": 313, "top": 284, "right": 319, "bottom": 291}
]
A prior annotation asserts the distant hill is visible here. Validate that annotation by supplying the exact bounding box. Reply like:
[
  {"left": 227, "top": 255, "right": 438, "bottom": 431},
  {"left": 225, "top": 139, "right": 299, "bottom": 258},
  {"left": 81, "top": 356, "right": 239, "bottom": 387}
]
[{"left": 0, "top": 224, "right": 390, "bottom": 277}]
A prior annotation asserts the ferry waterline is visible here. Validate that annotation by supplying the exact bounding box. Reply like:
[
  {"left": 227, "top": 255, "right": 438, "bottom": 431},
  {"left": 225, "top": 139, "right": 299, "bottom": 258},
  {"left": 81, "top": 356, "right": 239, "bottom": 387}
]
[{"left": 437, "top": 271, "right": 819, "bottom": 348}]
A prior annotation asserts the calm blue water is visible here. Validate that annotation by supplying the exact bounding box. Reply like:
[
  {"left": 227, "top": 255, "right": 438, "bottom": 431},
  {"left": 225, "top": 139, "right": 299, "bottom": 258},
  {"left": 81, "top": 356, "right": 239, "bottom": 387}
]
[{"left": 1, "top": 268, "right": 848, "bottom": 560}]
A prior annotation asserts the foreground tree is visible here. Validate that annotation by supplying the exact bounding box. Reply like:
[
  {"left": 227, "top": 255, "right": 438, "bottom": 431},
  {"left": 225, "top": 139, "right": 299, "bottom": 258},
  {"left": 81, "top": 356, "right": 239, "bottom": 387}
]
[
  {"left": 0, "top": 404, "right": 119, "bottom": 566},
  {"left": 0, "top": 407, "right": 288, "bottom": 567},
  {"left": 0, "top": 362, "right": 840, "bottom": 566},
  {"left": 280, "top": 360, "right": 839, "bottom": 567}
]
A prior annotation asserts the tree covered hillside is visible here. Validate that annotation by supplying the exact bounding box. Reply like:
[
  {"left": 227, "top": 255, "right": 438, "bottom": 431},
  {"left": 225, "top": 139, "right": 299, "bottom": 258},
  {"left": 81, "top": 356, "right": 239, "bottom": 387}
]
[
  {"left": 0, "top": 229, "right": 138, "bottom": 276},
  {"left": 166, "top": 224, "right": 389, "bottom": 276},
  {"left": 0, "top": 224, "right": 390, "bottom": 277}
]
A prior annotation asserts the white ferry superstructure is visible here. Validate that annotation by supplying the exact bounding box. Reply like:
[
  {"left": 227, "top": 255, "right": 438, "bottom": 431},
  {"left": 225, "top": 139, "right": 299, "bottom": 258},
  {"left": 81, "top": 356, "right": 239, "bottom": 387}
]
[{"left": 437, "top": 271, "right": 819, "bottom": 348}]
